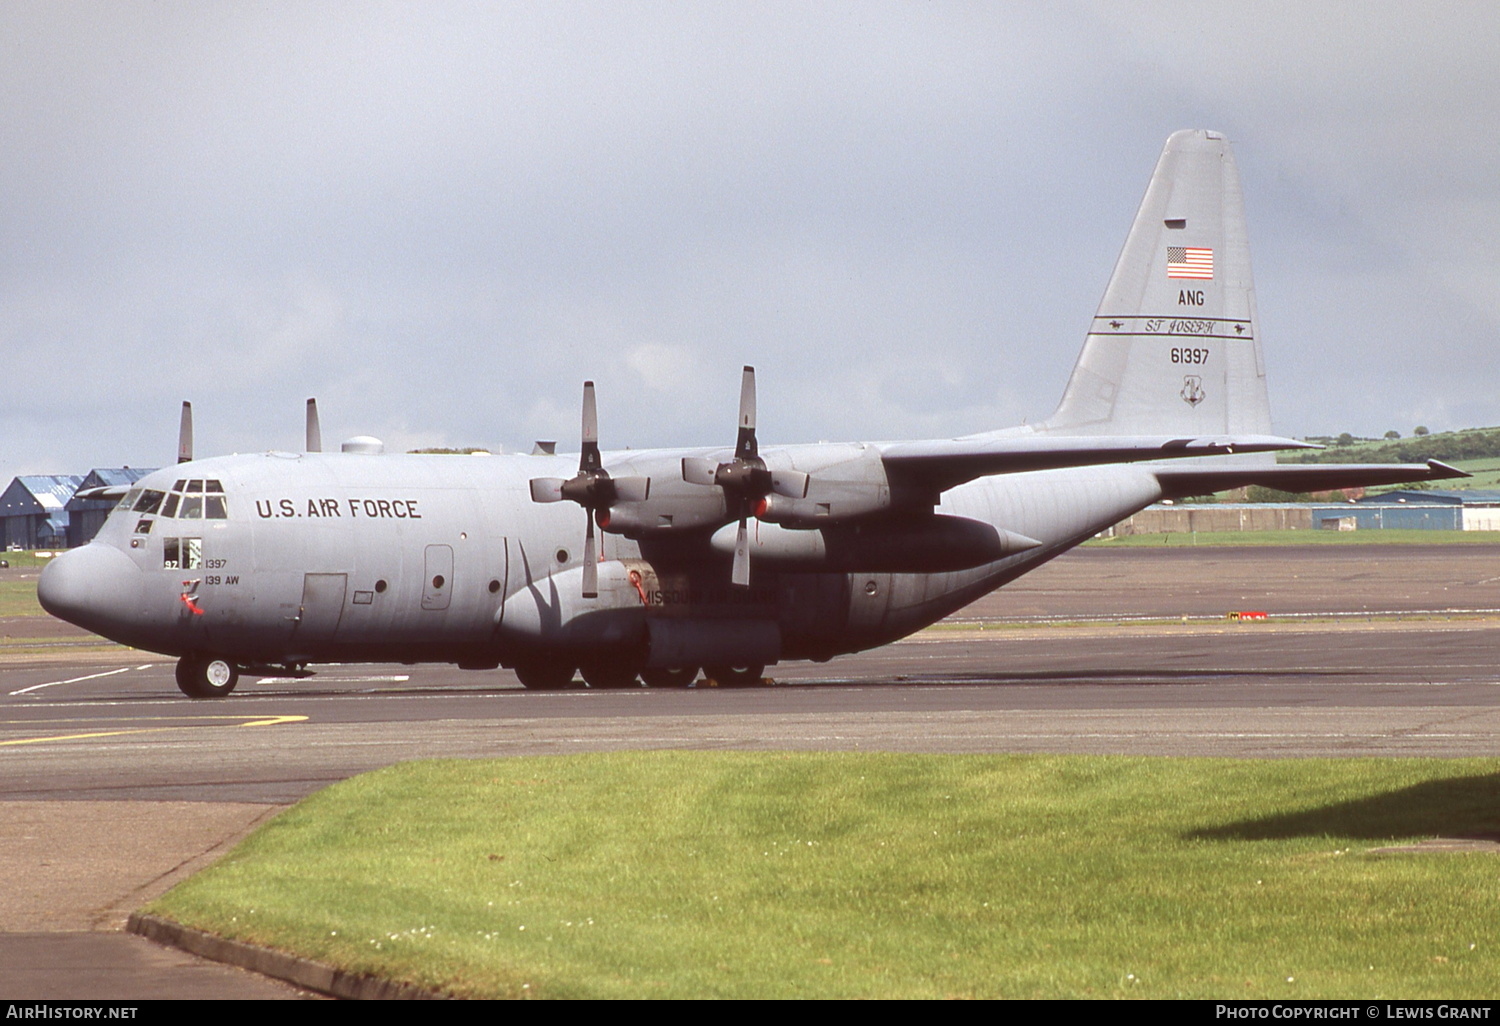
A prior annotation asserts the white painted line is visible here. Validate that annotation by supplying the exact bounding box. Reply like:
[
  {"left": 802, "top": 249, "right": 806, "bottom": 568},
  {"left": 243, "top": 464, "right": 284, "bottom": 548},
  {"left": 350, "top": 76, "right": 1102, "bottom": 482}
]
[{"left": 9, "top": 666, "right": 136, "bottom": 695}]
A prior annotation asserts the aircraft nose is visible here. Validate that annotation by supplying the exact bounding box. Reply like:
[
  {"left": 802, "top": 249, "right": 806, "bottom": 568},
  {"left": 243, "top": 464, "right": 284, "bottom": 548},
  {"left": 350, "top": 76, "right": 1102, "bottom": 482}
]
[{"left": 37, "top": 544, "right": 143, "bottom": 636}]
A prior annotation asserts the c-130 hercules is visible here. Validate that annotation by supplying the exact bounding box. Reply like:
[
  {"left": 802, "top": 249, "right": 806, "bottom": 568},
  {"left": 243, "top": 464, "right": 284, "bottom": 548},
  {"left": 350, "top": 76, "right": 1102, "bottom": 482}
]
[{"left": 39, "top": 130, "right": 1462, "bottom": 697}]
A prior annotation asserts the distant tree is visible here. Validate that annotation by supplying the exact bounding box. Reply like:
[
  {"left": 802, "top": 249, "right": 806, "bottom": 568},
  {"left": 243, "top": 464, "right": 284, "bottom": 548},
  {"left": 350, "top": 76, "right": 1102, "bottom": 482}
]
[
  {"left": 1246, "top": 485, "right": 1314, "bottom": 502},
  {"left": 1414, "top": 425, "right": 1430, "bottom": 436},
  {"left": 1384, "top": 430, "right": 1400, "bottom": 440},
  {"left": 1336, "top": 432, "right": 1355, "bottom": 446}
]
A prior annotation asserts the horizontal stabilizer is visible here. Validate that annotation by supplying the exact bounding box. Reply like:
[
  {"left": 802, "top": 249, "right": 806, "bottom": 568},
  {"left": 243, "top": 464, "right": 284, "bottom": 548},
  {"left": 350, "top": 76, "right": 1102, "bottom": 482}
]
[
  {"left": 1155, "top": 460, "right": 1468, "bottom": 499},
  {"left": 881, "top": 433, "right": 1315, "bottom": 495}
]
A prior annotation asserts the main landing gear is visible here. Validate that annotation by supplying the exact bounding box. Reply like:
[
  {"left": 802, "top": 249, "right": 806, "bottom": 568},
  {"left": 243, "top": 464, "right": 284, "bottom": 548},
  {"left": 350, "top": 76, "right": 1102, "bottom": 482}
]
[
  {"left": 704, "top": 664, "right": 765, "bottom": 688},
  {"left": 511, "top": 661, "right": 765, "bottom": 689},
  {"left": 176, "top": 655, "right": 240, "bottom": 698},
  {"left": 640, "top": 666, "right": 699, "bottom": 688},
  {"left": 512, "top": 660, "right": 577, "bottom": 690}
]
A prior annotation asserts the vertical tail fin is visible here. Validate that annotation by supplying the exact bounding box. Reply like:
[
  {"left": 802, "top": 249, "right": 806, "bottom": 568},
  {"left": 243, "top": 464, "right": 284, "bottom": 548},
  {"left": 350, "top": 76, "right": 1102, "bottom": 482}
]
[{"left": 1041, "top": 129, "right": 1271, "bottom": 440}]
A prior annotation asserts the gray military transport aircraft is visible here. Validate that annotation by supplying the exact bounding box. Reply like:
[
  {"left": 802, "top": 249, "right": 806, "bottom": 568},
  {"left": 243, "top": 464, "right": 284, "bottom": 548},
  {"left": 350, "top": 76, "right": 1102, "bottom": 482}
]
[{"left": 39, "top": 129, "right": 1463, "bottom": 697}]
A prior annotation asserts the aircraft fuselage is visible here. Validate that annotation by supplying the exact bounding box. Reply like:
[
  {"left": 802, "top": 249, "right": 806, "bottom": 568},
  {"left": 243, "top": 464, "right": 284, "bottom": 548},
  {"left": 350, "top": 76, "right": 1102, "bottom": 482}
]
[
  {"left": 38, "top": 130, "right": 1463, "bottom": 697},
  {"left": 39, "top": 448, "right": 1164, "bottom": 676}
]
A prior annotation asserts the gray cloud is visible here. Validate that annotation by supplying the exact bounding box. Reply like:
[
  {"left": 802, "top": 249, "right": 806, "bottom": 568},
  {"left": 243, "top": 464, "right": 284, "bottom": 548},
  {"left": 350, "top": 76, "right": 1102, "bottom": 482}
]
[{"left": 2, "top": 2, "right": 1496, "bottom": 475}]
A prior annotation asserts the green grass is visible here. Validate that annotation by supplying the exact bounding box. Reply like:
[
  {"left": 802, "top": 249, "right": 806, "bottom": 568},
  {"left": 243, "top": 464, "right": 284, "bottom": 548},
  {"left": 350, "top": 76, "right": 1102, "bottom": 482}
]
[
  {"left": 1089, "top": 530, "right": 1500, "bottom": 547},
  {"left": 0, "top": 580, "right": 49, "bottom": 618},
  {"left": 0, "top": 550, "right": 60, "bottom": 569},
  {"left": 1, "top": 552, "right": 59, "bottom": 620},
  {"left": 148, "top": 753, "right": 1500, "bottom": 999},
  {"left": 1446, "top": 458, "right": 1500, "bottom": 491}
]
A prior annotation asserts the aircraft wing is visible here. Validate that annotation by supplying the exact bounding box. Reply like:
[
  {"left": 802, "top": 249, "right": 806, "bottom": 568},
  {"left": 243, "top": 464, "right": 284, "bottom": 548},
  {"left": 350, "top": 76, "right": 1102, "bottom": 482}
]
[
  {"left": 72, "top": 485, "right": 130, "bottom": 502},
  {"left": 879, "top": 434, "right": 1316, "bottom": 495},
  {"left": 1153, "top": 460, "right": 1469, "bottom": 499}
]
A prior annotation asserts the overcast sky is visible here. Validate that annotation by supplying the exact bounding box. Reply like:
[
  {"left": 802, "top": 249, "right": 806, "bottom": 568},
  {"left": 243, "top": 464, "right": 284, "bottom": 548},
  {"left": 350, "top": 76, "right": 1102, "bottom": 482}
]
[{"left": 4, "top": 2, "right": 1498, "bottom": 474}]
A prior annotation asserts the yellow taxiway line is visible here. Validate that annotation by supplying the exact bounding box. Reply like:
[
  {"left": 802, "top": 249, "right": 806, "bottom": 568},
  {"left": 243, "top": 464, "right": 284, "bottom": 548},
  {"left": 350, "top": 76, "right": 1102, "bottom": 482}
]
[{"left": 0, "top": 714, "right": 308, "bottom": 747}]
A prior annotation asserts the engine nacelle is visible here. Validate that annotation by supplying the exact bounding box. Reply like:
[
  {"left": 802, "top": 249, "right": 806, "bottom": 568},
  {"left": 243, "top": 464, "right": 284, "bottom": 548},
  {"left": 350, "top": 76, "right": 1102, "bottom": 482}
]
[
  {"left": 755, "top": 483, "right": 891, "bottom": 527},
  {"left": 595, "top": 479, "right": 728, "bottom": 537},
  {"left": 752, "top": 444, "right": 895, "bottom": 527}
]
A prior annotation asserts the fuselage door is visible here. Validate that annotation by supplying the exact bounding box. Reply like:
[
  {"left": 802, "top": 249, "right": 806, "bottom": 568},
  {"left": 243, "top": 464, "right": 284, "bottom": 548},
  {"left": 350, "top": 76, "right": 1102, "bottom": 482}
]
[
  {"left": 423, "top": 544, "right": 453, "bottom": 611},
  {"left": 295, "top": 573, "right": 348, "bottom": 639}
]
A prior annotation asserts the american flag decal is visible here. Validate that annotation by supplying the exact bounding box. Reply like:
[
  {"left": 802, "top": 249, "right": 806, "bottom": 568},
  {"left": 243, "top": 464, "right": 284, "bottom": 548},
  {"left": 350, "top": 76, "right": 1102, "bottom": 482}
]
[{"left": 1167, "top": 246, "right": 1213, "bottom": 279}]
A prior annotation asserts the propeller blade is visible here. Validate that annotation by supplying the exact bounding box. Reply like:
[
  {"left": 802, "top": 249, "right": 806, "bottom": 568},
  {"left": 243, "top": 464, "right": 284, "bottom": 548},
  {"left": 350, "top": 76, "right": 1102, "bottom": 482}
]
[
  {"left": 582, "top": 517, "right": 599, "bottom": 598},
  {"left": 682, "top": 457, "right": 718, "bottom": 486},
  {"left": 735, "top": 365, "right": 757, "bottom": 460},
  {"left": 529, "top": 478, "right": 566, "bottom": 503},
  {"left": 177, "top": 401, "right": 194, "bottom": 464},
  {"left": 770, "top": 469, "right": 809, "bottom": 499},
  {"left": 731, "top": 517, "right": 751, "bottom": 587},
  {"left": 580, "top": 380, "right": 600, "bottom": 473},
  {"left": 306, "top": 398, "right": 322, "bottom": 453}
]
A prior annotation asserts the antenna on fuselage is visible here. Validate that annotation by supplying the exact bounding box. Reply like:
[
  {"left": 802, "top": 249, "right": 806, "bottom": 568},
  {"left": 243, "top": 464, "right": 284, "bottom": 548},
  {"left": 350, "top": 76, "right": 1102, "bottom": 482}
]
[
  {"left": 306, "top": 398, "right": 322, "bottom": 453},
  {"left": 177, "top": 402, "right": 193, "bottom": 464}
]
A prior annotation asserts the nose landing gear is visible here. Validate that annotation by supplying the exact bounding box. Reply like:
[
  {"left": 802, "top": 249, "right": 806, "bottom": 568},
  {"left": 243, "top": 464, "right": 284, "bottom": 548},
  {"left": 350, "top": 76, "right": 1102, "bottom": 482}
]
[{"left": 176, "top": 655, "right": 240, "bottom": 698}]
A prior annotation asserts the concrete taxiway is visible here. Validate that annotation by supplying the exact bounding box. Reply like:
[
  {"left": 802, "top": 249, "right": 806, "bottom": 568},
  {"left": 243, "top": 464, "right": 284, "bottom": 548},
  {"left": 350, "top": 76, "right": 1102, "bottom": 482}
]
[{"left": 3, "top": 543, "right": 1498, "bottom": 997}]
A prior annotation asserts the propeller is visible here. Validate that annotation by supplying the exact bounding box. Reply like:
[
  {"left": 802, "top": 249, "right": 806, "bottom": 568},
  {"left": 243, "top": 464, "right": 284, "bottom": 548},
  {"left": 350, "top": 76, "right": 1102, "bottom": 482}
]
[
  {"left": 175, "top": 397, "right": 324, "bottom": 464},
  {"left": 528, "top": 381, "right": 649, "bottom": 598},
  {"left": 681, "top": 366, "right": 809, "bottom": 587},
  {"left": 177, "top": 401, "right": 193, "bottom": 464},
  {"left": 306, "top": 398, "right": 322, "bottom": 453}
]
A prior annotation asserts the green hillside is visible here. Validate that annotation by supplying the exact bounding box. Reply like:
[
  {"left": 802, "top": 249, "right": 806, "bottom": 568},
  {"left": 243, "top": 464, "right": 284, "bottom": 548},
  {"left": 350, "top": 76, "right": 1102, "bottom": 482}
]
[{"left": 1284, "top": 426, "right": 1500, "bottom": 475}]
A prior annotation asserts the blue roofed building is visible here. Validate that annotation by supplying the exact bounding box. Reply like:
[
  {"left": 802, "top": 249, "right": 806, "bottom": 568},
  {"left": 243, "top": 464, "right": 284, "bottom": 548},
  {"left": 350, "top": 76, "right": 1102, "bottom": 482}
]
[
  {"left": 1348, "top": 489, "right": 1500, "bottom": 531},
  {"left": 0, "top": 475, "right": 84, "bottom": 550},
  {"left": 65, "top": 468, "right": 158, "bottom": 547}
]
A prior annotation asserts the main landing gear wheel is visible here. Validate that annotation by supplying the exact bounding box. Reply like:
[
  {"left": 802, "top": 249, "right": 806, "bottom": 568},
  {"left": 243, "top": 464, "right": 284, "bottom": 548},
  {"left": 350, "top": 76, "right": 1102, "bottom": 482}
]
[
  {"left": 513, "top": 661, "right": 576, "bottom": 690},
  {"left": 705, "top": 664, "right": 764, "bottom": 688},
  {"left": 581, "top": 662, "right": 641, "bottom": 689},
  {"left": 641, "top": 666, "right": 699, "bottom": 688},
  {"left": 175, "top": 655, "right": 240, "bottom": 699}
]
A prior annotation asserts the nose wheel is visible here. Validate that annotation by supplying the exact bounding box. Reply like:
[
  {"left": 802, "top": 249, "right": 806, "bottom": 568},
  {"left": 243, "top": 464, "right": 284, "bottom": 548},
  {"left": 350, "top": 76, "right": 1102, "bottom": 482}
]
[{"left": 176, "top": 655, "right": 240, "bottom": 698}]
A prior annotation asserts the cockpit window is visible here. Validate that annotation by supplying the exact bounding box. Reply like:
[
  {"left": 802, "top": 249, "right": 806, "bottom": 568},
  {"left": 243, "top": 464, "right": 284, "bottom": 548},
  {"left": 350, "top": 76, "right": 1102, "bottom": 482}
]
[
  {"left": 132, "top": 490, "right": 165, "bottom": 514},
  {"left": 118, "top": 489, "right": 141, "bottom": 512},
  {"left": 157, "top": 480, "right": 228, "bottom": 520}
]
